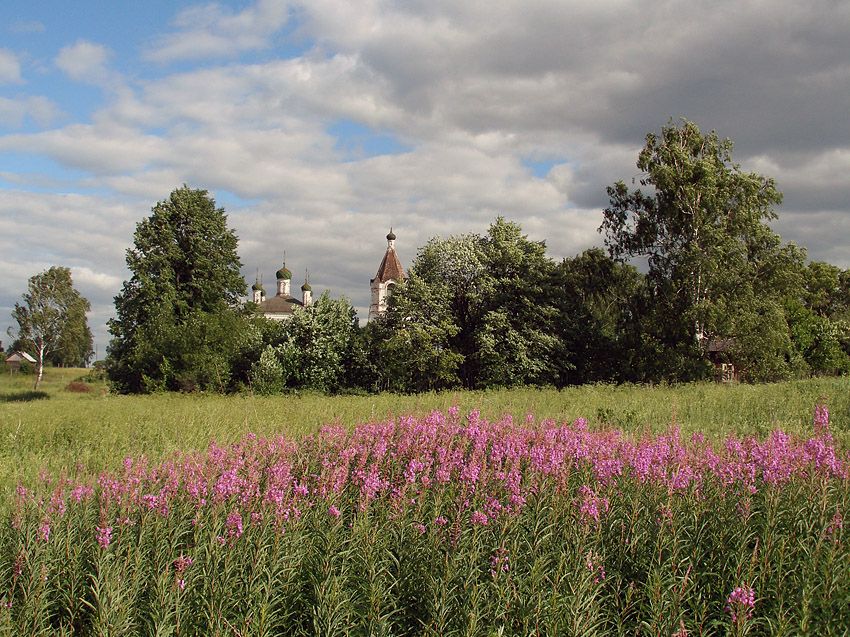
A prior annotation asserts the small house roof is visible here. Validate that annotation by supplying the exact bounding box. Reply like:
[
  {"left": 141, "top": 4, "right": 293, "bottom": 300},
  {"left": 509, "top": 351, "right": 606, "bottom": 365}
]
[
  {"left": 6, "top": 351, "right": 36, "bottom": 363},
  {"left": 706, "top": 338, "right": 735, "bottom": 353}
]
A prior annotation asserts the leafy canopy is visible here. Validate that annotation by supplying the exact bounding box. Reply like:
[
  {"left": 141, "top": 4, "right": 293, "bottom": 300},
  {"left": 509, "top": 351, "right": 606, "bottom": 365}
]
[
  {"left": 107, "top": 186, "right": 246, "bottom": 392},
  {"left": 10, "top": 266, "right": 92, "bottom": 387},
  {"left": 600, "top": 119, "right": 802, "bottom": 381}
]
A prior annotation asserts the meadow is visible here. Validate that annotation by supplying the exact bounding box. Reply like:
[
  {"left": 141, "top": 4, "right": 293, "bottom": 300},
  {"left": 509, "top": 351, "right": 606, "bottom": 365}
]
[{"left": 1, "top": 369, "right": 848, "bottom": 635}]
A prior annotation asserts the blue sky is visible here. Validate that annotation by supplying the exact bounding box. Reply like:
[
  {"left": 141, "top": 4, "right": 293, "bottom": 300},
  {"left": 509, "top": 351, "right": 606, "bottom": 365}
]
[{"left": 3, "top": 0, "right": 850, "bottom": 357}]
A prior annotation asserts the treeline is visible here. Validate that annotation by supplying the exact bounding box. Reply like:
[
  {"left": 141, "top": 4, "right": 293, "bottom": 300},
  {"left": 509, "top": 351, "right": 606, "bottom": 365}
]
[{"left": 106, "top": 121, "right": 850, "bottom": 394}]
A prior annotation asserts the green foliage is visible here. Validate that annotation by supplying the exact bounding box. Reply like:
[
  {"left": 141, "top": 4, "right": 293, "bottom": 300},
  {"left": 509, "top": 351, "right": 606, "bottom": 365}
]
[
  {"left": 9, "top": 266, "right": 92, "bottom": 388},
  {"left": 378, "top": 218, "right": 559, "bottom": 391},
  {"left": 600, "top": 119, "right": 800, "bottom": 382},
  {"left": 49, "top": 292, "right": 94, "bottom": 368},
  {"left": 245, "top": 293, "right": 360, "bottom": 393},
  {"left": 550, "top": 248, "right": 645, "bottom": 385},
  {"left": 786, "top": 300, "right": 850, "bottom": 377},
  {"left": 370, "top": 270, "right": 464, "bottom": 393},
  {"left": 107, "top": 186, "right": 246, "bottom": 393},
  {"left": 250, "top": 346, "right": 286, "bottom": 395}
]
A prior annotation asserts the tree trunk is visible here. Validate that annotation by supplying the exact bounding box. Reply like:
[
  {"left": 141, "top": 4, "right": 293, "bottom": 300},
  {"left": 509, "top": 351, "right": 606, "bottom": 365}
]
[{"left": 34, "top": 344, "right": 45, "bottom": 390}]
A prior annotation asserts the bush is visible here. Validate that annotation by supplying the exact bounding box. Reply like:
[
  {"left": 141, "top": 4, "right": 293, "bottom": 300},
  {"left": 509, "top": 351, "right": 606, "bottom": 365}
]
[
  {"left": 250, "top": 346, "right": 285, "bottom": 395},
  {"left": 65, "top": 381, "right": 93, "bottom": 393}
]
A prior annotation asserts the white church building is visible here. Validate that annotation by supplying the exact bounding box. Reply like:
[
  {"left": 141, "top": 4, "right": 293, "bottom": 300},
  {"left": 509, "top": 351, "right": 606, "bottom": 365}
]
[{"left": 251, "top": 230, "right": 404, "bottom": 321}]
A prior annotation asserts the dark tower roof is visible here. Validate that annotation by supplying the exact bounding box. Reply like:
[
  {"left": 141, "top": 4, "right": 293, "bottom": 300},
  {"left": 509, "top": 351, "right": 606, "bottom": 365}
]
[
  {"left": 373, "top": 234, "right": 405, "bottom": 284},
  {"left": 276, "top": 264, "right": 292, "bottom": 280}
]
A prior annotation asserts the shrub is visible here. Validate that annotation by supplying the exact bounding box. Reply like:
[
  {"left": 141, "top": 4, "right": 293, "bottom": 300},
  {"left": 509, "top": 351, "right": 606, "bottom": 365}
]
[{"left": 64, "top": 380, "right": 93, "bottom": 393}]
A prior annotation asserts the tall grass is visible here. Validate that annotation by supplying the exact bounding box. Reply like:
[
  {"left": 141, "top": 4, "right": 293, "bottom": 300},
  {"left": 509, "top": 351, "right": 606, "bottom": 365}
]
[
  {"left": 2, "top": 406, "right": 847, "bottom": 635},
  {"left": 1, "top": 371, "right": 849, "bottom": 501}
]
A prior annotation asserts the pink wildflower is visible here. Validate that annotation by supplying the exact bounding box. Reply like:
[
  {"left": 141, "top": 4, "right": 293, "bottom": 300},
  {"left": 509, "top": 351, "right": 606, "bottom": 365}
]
[
  {"left": 434, "top": 515, "right": 448, "bottom": 527},
  {"left": 585, "top": 550, "right": 606, "bottom": 583},
  {"left": 577, "top": 485, "right": 609, "bottom": 525},
  {"left": 414, "top": 523, "right": 426, "bottom": 535},
  {"left": 174, "top": 554, "right": 194, "bottom": 573},
  {"left": 225, "top": 511, "right": 243, "bottom": 539},
  {"left": 38, "top": 519, "right": 50, "bottom": 543},
  {"left": 470, "top": 510, "right": 488, "bottom": 526},
  {"left": 826, "top": 511, "right": 843, "bottom": 539},
  {"left": 328, "top": 505, "right": 341, "bottom": 519},
  {"left": 814, "top": 404, "right": 830, "bottom": 437},
  {"left": 489, "top": 547, "right": 509, "bottom": 577},
  {"left": 726, "top": 585, "right": 756, "bottom": 622},
  {"left": 95, "top": 525, "right": 113, "bottom": 549}
]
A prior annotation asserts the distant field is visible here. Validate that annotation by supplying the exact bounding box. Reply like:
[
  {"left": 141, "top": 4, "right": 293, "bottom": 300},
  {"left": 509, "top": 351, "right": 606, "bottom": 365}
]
[{"left": 1, "top": 367, "right": 848, "bottom": 500}]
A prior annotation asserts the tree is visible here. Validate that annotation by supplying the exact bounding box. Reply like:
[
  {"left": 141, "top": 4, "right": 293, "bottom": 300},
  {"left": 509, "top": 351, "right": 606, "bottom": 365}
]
[
  {"left": 9, "top": 266, "right": 92, "bottom": 388},
  {"left": 549, "top": 248, "right": 645, "bottom": 385},
  {"left": 370, "top": 270, "right": 464, "bottom": 392},
  {"left": 107, "top": 186, "right": 246, "bottom": 392},
  {"left": 377, "top": 218, "right": 559, "bottom": 391},
  {"left": 50, "top": 297, "right": 94, "bottom": 367},
  {"left": 246, "top": 293, "right": 360, "bottom": 393},
  {"left": 600, "top": 119, "right": 798, "bottom": 381}
]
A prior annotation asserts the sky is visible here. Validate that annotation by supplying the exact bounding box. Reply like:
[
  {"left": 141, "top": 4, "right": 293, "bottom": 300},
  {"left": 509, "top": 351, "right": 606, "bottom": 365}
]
[{"left": 2, "top": 0, "right": 850, "bottom": 358}]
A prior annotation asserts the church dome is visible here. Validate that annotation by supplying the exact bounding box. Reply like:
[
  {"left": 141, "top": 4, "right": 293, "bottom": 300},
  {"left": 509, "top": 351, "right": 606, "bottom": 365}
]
[
  {"left": 275, "top": 265, "right": 292, "bottom": 280},
  {"left": 251, "top": 281, "right": 264, "bottom": 292},
  {"left": 386, "top": 228, "right": 396, "bottom": 241},
  {"left": 301, "top": 281, "right": 312, "bottom": 292}
]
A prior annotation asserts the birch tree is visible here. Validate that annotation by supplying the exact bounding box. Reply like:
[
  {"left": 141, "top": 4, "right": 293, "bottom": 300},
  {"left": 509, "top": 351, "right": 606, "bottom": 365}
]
[
  {"left": 600, "top": 119, "right": 789, "bottom": 379},
  {"left": 10, "top": 266, "right": 90, "bottom": 388}
]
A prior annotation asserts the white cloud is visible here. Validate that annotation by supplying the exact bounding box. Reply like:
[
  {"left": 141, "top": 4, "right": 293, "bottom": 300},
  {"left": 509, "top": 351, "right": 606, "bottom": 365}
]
[
  {"left": 0, "top": 96, "right": 61, "bottom": 129},
  {"left": 71, "top": 266, "right": 124, "bottom": 292},
  {"left": 145, "top": 0, "right": 293, "bottom": 63},
  {"left": 55, "top": 40, "right": 113, "bottom": 85},
  {"left": 0, "top": 48, "right": 22, "bottom": 84},
  {"left": 4, "top": 0, "right": 850, "bottom": 347}
]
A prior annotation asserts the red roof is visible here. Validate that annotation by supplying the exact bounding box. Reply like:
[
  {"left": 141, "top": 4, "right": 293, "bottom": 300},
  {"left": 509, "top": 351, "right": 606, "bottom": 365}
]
[{"left": 372, "top": 247, "right": 405, "bottom": 284}]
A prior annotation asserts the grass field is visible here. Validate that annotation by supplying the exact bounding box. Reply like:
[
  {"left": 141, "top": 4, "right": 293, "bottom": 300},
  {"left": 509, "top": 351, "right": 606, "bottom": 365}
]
[
  {"left": 2, "top": 367, "right": 849, "bottom": 501},
  {"left": 1, "top": 368, "right": 849, "bottom": 634}
]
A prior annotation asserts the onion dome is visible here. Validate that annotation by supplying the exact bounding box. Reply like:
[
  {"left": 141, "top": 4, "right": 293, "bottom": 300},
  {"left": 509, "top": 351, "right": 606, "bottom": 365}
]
[
  {"left": 275, "top": 264, "right": 292, "bottom": 280},
  {"left": 386, "top": 228, "right": 396, "bottom": 241},
  {"left": 301, "top": 281, "right": 312, "bottom": 292},
  {"left": 251, "top": 280, "right": 264, "bottom": 292}
]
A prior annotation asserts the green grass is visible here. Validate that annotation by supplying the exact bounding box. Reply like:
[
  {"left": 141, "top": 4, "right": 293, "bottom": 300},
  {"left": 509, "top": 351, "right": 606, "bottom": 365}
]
[{"left": 2, "top": 367, "right": 849, "bottom": 502}]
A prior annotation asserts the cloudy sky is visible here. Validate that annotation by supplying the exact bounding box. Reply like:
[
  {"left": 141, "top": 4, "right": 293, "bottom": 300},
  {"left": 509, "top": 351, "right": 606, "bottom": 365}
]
[{"left": 2, "top": 0, "right": 849, "bottom": 356}]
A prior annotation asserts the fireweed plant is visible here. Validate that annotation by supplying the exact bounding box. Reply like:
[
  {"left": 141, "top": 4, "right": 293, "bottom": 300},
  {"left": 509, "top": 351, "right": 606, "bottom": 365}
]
[{"left": 1, "top": 406, "right": 847, "bottom": 635}]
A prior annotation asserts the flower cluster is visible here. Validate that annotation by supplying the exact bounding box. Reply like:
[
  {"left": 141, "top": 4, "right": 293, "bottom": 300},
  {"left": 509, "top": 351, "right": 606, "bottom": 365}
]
[
  {"left": 726, "top": 585, "right": 756, "bottom": 622},
  {"left": 95, "top": 525, "right": 113, "bottom": 549},
  {"left": 14, "top": 405, "right": 847, "bottom": 559}
]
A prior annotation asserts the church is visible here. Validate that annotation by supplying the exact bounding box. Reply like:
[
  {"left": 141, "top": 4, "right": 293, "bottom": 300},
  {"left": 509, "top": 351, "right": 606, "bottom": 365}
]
[{"left": 251, "top": 230, "right": 405, "bottom": 321}]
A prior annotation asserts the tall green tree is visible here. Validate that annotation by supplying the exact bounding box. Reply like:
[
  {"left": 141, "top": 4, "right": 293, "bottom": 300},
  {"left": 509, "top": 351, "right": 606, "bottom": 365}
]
[
  {"left": 377, "top": 218, "right": 558, "bottom": 390},
  {"left": 49, "top": 297, "right": 94, "bottom": 367},
  {"left": 107, "top": 186, "right": 246, "bottom": 392},
  {"left": 600, "top": 119, "right": 798, "bottom": 381},
  {"left": 369, "top": 269, "right": 464, "bottom": 392},
  {"left": 9, "top": 266, "right": 92, "bottom": 388},
  {"left": 549, "top": 248, "right": 645, "bottom": 385}
]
